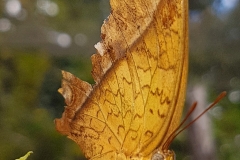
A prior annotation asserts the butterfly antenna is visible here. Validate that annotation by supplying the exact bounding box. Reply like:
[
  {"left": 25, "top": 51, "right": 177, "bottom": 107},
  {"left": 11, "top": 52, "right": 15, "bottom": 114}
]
[
  {"left": 162, "top": 91, "right": 227, "bottom": 150},
  {"left": 162, "top": 102, "right": 197, "bottom": 150}
]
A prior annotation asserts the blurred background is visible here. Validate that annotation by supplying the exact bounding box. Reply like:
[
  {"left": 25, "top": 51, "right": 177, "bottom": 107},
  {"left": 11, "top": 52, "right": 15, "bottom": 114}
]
[{"left": 0, "top": 0, "right": 239, "bottom": 159}]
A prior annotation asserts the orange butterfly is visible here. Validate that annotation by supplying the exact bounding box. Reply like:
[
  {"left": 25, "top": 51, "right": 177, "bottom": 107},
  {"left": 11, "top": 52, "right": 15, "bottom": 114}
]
[{"left": 55, "top": 0, "right": 188, "bottom": 159}]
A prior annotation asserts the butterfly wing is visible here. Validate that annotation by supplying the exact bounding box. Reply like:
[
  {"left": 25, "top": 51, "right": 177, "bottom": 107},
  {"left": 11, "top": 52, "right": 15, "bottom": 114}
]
[{"left": 55, "top": 0, "right": 188, "bottom": 159}]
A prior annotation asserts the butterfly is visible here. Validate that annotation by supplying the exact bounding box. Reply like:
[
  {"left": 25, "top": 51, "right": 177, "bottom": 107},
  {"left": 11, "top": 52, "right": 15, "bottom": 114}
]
[{"left": 55, "top": 0, "right": 188, "bottom": 159}]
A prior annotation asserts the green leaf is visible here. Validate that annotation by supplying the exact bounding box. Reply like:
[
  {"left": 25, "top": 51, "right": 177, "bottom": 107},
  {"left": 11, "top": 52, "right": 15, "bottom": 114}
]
[{"left": 15, "top": 151, "right": 33, "bottom": 160}]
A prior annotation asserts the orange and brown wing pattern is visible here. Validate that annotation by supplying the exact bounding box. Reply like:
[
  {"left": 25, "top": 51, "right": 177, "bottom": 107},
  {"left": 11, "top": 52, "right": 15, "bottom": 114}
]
[{"left": 55, "top": 0, "right": 188, "bottom": 159}]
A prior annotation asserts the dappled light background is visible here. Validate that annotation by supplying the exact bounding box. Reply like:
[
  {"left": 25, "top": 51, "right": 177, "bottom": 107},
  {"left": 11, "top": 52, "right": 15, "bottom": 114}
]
[{"left": 0, "top": 0, "right": 239, "bottom": 159}]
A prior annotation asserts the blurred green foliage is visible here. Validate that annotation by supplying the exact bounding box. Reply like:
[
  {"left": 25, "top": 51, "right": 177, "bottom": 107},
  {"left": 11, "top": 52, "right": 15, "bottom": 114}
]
[
  {"left": 0, "top": 0, "right": 239, "bottom": 159},
  {"left": 0, "top": 51, "right": 85, "bottom": 159}
]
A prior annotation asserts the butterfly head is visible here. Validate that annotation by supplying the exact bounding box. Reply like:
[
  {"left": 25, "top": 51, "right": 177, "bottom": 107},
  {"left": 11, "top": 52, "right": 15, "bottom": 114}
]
[{"left": 151, "top": 150, "right": 175, "bottom": 160}]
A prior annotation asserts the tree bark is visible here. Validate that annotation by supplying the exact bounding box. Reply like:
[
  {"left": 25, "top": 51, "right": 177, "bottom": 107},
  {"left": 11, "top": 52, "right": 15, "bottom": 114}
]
[{"left": 186, "top": 84, "right": 217, "bottom": 160}]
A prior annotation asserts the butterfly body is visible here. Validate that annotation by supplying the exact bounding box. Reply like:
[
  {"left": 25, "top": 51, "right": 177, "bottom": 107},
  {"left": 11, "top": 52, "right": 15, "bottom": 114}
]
[{"left": 55, "top": 0, "right": 188, "bottom": 159}]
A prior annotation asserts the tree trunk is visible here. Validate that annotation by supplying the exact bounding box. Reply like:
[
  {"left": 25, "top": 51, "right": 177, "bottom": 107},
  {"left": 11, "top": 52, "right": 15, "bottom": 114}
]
[{"left": 186, "top": 84, "right": 217, "bottom": 160}]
